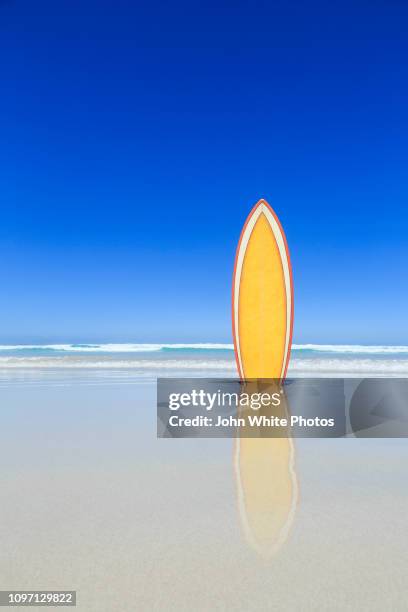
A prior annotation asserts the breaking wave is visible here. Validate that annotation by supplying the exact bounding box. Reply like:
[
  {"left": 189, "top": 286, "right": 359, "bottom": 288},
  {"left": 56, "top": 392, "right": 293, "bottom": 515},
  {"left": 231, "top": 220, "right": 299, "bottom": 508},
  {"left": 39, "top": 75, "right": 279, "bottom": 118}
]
[
  {"left": 0, "top": 343, "right": 408, "bottom": 355},
  {"left": 292, "top": 344, "right": 408, "bottom": 354},
  {"left": 0, "top": 356, "right": 407, "bottom": 375},
  {"left": 0, "top": 343, "right": 233, "bottom": 353}
]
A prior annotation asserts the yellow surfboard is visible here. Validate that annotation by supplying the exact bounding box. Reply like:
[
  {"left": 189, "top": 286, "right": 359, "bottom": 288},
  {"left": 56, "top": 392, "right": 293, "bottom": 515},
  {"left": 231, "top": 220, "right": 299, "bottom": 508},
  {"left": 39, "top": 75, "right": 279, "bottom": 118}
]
[
  {"left": 232, "top": 199, "right": 297, "bottom": 557},
  {"left": 232, "top": 199, "right": 293, "bottom": 379}
]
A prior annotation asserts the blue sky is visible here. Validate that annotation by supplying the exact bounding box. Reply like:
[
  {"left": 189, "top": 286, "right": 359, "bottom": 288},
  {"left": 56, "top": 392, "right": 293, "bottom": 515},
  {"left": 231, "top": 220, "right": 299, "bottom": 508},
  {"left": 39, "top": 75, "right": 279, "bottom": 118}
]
[{"left": 1, "top": 0, "right": 407, "bottom": 343}]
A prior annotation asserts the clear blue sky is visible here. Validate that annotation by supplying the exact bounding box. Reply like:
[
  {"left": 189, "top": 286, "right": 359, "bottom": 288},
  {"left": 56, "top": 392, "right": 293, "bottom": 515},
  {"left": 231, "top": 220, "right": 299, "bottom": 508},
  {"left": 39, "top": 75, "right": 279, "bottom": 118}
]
[{"left": 1, "top": 0, "right": 407, "bottom": 344}]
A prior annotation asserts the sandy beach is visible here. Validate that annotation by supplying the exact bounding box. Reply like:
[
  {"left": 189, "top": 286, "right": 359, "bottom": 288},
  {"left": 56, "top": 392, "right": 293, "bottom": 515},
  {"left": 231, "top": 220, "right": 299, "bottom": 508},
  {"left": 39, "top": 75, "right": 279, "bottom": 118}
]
[{"left": 1, "top": 365, "right": 407, "bottom": 611}]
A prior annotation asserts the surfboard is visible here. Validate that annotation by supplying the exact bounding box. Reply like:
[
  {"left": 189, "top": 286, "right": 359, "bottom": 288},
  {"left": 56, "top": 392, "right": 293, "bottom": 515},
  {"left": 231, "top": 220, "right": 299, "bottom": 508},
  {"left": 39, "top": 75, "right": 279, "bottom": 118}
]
[
  {"left": 232, "top": 199, "right": 297, "bottom": 557},
  {"left": 232, "top": 199, "right": 293, "bottom": 380}
]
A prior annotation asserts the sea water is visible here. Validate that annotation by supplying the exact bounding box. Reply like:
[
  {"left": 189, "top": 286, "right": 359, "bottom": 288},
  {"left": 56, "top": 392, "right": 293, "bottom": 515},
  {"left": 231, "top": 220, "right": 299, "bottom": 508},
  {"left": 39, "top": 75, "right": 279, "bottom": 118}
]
[{"left": 0, "top": 343, "right": 408, "bottom": 385}]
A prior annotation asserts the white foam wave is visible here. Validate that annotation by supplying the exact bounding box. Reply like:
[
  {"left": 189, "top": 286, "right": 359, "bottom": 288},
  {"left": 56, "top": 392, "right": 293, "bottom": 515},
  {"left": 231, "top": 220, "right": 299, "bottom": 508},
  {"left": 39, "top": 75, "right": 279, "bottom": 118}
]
[
  {"left": 0, "top": 343, "right": 408, "bottom": 354},
  {"left": 0, "top": 343, "right": 234, "bottom": 352},
  {"left": 1, "top": 356, "right": 408, "bottom": 375},
  {"left": 0, "top": 357, "right": 237, "bottom": 369},
  {"left": 292, "top": 344, "right": 408, "bottom": 354}
]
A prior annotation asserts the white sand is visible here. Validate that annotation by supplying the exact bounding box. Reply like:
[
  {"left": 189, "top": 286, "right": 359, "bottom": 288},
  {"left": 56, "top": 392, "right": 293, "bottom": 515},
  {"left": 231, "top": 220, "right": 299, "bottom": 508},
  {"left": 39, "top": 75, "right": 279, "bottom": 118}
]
[{"left": 0, "top": 382, "right": 407, "bottom": 611}]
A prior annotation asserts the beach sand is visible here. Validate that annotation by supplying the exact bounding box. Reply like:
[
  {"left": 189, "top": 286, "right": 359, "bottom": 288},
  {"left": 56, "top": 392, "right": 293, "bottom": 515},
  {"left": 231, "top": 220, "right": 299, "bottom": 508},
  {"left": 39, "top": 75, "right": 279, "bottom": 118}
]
[{"left": 1, "top": 379, "right": 407, "bottom": 611}]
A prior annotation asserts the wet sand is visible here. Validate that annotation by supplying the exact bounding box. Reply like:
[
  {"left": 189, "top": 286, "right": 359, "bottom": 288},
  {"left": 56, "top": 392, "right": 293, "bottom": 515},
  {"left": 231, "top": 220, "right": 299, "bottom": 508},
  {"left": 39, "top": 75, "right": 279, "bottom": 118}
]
[{"left": 0, "top": 380, "right": 407, "bottom": 611}]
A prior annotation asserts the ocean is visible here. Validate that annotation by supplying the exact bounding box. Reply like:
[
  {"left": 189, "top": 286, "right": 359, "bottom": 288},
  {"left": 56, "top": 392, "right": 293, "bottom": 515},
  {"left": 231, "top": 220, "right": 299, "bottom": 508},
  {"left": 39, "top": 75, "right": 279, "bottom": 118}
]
[{"left": 1, "top": 343, "right": 408, "bottom": 384}]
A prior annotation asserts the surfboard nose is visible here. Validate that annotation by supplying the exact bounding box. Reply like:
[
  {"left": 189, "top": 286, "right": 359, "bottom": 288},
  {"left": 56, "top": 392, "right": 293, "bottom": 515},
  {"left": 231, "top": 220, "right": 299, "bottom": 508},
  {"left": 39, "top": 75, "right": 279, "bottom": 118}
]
[{"left": 253, "top": 198, "right": 267, "bottom": 211}]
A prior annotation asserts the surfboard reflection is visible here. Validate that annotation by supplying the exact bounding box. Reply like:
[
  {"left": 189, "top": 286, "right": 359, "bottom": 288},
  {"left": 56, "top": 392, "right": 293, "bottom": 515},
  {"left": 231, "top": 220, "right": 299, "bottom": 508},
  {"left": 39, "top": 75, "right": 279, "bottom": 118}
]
[{"left": 234, "top": 381, "right": 298, "bottom": 557}]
